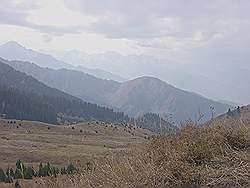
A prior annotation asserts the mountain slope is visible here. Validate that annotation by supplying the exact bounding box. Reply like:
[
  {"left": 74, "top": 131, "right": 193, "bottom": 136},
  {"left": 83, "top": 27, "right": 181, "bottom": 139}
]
[
  {"left": 215, "top": 105, "right": 250, "bottom": 123},
  {"left": 52, "top": 50, "right": 250, "bottom": 104},
  {"left": 0, "top": 85, "right": 57, "bottom": 123},
  {"left": 0, "top": 41, "right": 126, "bottom": 81},
  {"left": 4, "top": 58, "right": 230, "bottom": 123},
  {"left": 0, "top": 59, "right": 129, "bottom": 123},
  {"left": 0, "top": 41, "right": 71, "bottom": 69},
  {"left": 76, "top": 65, "right": 126, "bottom": 82},
  {"left": 3, "top": 58, "right": 120, "bottom": 105},
  {"left": 110, "top": 77, "right": 230, "bottom": 122}
]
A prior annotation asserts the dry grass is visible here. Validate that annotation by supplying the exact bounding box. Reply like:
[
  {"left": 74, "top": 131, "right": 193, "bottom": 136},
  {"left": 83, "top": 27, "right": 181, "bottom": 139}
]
[
  {"left": 0, "top": 119, "right": 151, "bottom": 169},
  {"left": 83, "top": 120, "right": 249, "bottom": 187},
  {"left": 1, "top": 120, "right": 249, "bottom": 188}
]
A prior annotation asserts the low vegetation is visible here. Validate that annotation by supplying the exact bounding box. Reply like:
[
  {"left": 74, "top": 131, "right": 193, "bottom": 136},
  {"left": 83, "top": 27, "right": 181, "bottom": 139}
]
[
  {"left": 0, "top": 160, "right": 77, "bottom": 184},
  {"left": 83, "top": 120, "right": 249, "bottom": 187},
  {"left": 1, "top": 120, "right": 249, "bottom": 187}
]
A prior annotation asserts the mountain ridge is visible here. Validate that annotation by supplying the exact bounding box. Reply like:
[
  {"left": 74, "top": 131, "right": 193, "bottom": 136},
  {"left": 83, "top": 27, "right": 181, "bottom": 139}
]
[
  {"left": 2, "top": 57, "right": 230, "bottom": 123},
  {"left": 109, "top": 76, "right": 230, "bottom": 122},
  {"left": 0, "top": 59, "right": 129, "bottom": 123},
  {"left": 0, "top": 41, "right": 125, "bottom": 82}
]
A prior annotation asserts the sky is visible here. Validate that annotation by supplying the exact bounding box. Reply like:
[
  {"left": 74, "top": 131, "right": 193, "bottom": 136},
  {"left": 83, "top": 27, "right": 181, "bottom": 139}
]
[{"left": 1, "top": 0, "right": 250, "bottom": 63}]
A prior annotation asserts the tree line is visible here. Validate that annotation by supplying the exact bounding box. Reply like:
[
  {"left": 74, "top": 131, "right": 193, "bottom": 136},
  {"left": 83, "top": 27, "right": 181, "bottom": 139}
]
[
  {"left": 0, "top": 160, "right": 77, "bottom": 184},
  {"left": 0, "top": 85, "right": 130, "bottom": 124}
]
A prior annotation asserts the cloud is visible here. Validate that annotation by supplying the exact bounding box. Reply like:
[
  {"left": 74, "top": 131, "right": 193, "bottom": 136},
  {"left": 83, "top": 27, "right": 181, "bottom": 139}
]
[
  {"left": 2, "top": 0, "right": 250, "bottom": 46},
  {"left": 42, "top": 34, "right": 53, "bottom": 42},
  {"left": 0, "top": 0, "right": 86, "bottom": 35},
  {"left": 1, "top": 0, "right": 250, "bottom": 62},
  {"left": 64, "top": 0, "right": 250, "bottom": 37},
  {"left": 63, "top": 0, "right": 250, "bottom": 52}
]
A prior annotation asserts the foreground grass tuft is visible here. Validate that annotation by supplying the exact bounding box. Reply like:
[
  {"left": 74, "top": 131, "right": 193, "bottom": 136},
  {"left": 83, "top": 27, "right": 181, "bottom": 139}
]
[{"left": 85, "top": 121, "right": 249, "bottom": 187}]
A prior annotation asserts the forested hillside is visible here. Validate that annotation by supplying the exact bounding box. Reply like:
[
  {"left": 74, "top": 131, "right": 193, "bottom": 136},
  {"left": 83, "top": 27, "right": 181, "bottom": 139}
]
[
  {"left": 135, "top": 113, "right": 177, "bottom": 133},
  {"left": 4, "top": 58, "right": 230, "bottom": 123},
  {"left": 0, "top": 85, "right": 57, "bottom": 123},
  {"left": 0, "top": 60, "right": 129, "bottom": 124}
]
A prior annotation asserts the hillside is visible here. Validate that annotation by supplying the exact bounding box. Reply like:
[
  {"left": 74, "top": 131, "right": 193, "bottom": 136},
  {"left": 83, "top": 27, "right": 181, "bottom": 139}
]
[
  {"left": 3, "top": 58, "right": 120, "bottom": 106},
  {"left": 135, "top": 113, "right": 177, "bottom": 133},
  {"left": 215, "top": 105, "right": 250, "bottom": 124},
  {"left": 0, "top": 118, "right": 153, "bottom": 170},
  {"left": 51, "top": 50, "right": 250, "bottom": 105},
  {"left": 110, "top": 77, "right": 230, "bottom": 122},
  {"left": 0, "top": 86, "right": 57, "bottom": 123},
  {"left": 1, "top": 116, "right": 248, "bottom": 187},
  {"left": 3, "top": 58, "right": 230, "bottom": 123},
  {"left": 0, "top": 60, "right": 129, "bottom": 123}
]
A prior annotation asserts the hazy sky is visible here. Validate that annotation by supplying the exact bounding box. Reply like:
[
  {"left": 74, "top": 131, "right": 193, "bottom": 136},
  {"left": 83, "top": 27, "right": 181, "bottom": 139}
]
[{"left": 0, "top": 0, "right": 250, "bottom": 63}]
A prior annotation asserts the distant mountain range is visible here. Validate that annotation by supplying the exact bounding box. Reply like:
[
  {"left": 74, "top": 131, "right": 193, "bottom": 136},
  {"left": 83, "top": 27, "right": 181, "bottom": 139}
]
[
  {"left": 2, "top": 57, "right": 230, "bottom": 123},
  {"left": 48, "top": 49, "right": 250, "bottom": 105},
  {"left": 0, "top": 59, "right": 129, "bottom": 124},
  {"left": 0, "top": 41, "right": 125, "bottom": 82}
]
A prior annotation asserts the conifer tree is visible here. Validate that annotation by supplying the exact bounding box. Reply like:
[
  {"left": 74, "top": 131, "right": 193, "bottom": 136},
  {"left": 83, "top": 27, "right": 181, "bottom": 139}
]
[
  {"left": 66, "top": 163, "right": 77, "bottom": 174},
  {"left": 15, "top": 160, "right": 24, "bottom": 179},
  {"left": 9, "top": 168, "right": 15, "bottom": 178},
  {"left": 0, "top": 168, "right": 6, "bottom": 182},
  {"left": 60, "top": 167, "right": 66, "bottom": 175},
  {"left": 38, "top": 163, "right": 44, "bottom": 177},
  {"left": 14, "top": 169, "right": 22, "bottom": 179},
  {"left": 24, "top": 167, "right": 34, "bottom": 179}
]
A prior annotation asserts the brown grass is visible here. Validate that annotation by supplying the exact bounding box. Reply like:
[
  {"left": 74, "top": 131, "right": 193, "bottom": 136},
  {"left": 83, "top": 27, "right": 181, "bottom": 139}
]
[
  {"left": 84, "top": 120, "right": 249, "bottom": 187},
  {"left": 1, "top": 120, "right": 249, "bottom": 188}
]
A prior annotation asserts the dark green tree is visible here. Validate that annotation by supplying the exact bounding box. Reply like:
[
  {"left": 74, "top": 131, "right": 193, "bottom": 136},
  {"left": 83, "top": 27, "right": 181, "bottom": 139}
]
[
  {"left": 0, "top": 168, "right": 6, "bottom": 182},
  {"left": 66, "top": 163, "right": 77, "bottom": 174},
  {"left": 9, "top": 168, "right": 15, "bottom": 178},
  {"left": 60, "top": 167, "right": 66, "bottom": 175},
  {"left": 14, "top": 169, "right": 22, "bottom": 179},
  {"left": 24, "top": 167, "right": 35, "bottom": 179},
  {"left": 38, "top": 163, "right": 45, "bottom": 177}
]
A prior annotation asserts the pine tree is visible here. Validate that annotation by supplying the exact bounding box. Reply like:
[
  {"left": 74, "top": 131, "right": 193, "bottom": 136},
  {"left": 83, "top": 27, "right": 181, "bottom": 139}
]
[
  {"left": 66, "top": 163, "right": 77, "bottom": 174},
  {"left": 14, "top": 169, "right": 22, "bottom": 179},
  {"left": 10, "top": 168, "right": 15, "bottom": 178},
  {"left": 4, "top": 175, "right": 13, "bottom": 183},
  {"left": 15, "top": 160, "right": 24, "bottom": 179},
  {"left": 43, "top": 162, "right": 52, "bottom": 176},
  {"left": 0, "top": 168, "right": 6, "bottom": 182},
  {"left": 24, "top": 167, "right": 34, "bottom": 179},
  {"left": 38, "top": 163, "right": 44, "bottom": 177},
  {"left": 60, "top": 167, "right": 66, "bottom": 175}
]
